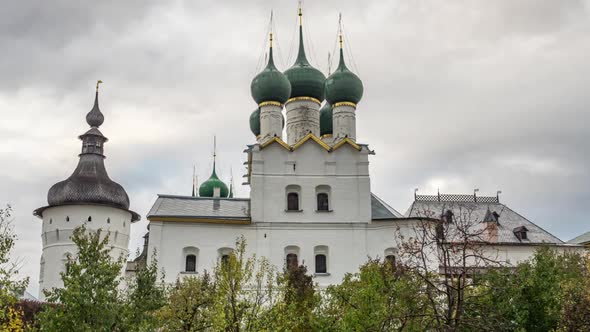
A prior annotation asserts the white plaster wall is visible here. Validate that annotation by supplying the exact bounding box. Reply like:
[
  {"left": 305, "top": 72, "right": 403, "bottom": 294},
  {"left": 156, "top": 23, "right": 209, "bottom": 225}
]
[
  {"left": 285, "top": 100, "right": 320, "bottom": 144},
  {"left": 332, "top": 104, "right": 356, "bottom": 141},
  {"left": 39, "top": 205, "right": 132, "bottom": 300},
  {"left": 249, "top": 143, "right": 371, "bottom": 224},
  {"left": 259, "top": 104, "right": 283, "bottom": 142}
]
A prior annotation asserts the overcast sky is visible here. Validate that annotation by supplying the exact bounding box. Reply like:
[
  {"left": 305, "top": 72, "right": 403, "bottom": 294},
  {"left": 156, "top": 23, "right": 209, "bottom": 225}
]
[{"left": 2, "top": 0, "right": 589, "bottom": 296}]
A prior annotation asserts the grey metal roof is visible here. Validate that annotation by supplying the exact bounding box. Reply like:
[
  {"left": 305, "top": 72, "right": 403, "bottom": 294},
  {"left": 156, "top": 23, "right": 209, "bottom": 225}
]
[
  {"left": 371, "top": 193, "right": 403, "bottom": 219},
  {"left": 147, "top": 195, "right": 251, "bottom": 220},
  {"left": 568, "top": 231, "right": 590, "bottom": 245},
  {"left": 405, "top": 194, "right": 563, "bottom": 245}
]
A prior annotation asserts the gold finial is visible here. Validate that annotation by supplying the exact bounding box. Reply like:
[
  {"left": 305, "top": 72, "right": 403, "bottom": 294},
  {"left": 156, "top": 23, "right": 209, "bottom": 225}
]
[
  {"left": 96, "top": 80, "right": 103, "bottom": 92},
  {"left": 338, "top": 13, "right": 343, "bottom": 49},
  {"left": 270, "top": 32, "right": 273, "bottom": 48},
  {"left": 298, "top": 1, "right": 303, "bottom": 26}
]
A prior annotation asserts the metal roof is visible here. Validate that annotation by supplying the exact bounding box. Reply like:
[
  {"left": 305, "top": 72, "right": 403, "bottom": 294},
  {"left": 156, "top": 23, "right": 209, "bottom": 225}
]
[
  {"left": 147, "top": 195, "right": 250, "bottom": 220},
  {"left": 405, "top": 194, "right": 563, "bottom": 245},
  {"left": 147, "top": 193, "right": 403, "bottom": 221},
  {"left": 568, "top": 231, "right": 590, "bottom": 245}
]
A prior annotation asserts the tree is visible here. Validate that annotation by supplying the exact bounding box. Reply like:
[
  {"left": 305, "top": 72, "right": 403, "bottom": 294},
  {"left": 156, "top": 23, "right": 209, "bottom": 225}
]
[
  {"left": 38, "top": 225, "right": 124, "bottom": 332},
  {"left": 396, "top": 204, "right": 506, "bottom": 331},
  {"left": 211, "top": 236, "right": 278, "bottom": 332},
  {"left": 156, "top": 273, "right": 216, "bottom": 332},
  {"left": 119, "top": 250, "right": 167, "bottom": 332},
  {"left": 0, "top": 204, "right": 28, "bottom": 330},
  {"left": 318, "top": 258, "right": 430, "bottom": 331}
]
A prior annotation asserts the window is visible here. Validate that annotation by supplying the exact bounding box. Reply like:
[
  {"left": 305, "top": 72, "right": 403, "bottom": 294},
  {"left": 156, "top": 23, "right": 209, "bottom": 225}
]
[
  {"left": 87, "top": 216, "right": 92, "bottom": 222},
  {"left": 286, "top": 185, "right": 301, "bottom": 211},
  {"left": 315, "top": 254, "right": 327, "bottom": 273},
  {"left": 286, "top": 253, "right": 298, "bottom": 270},
  {"left": 66, "top": 216, "right": 70, "bottom": 222},
  {"left": 49, "top": 218, "right": 52, "bottom": 224},
  {"left": 317, "top": 193, "right": 329, "bottom": 211},
  {"left": 221, "top": 255, "right": 230, "bottom": 265},
  {"left": 287, "top": 193, "right": 299, "bottom": 211},
  {"left": 185, "top": 255, "right": 196, "bottom": 272},
  {"left": 385, "top": 255, "right": 396, "bottom": 266},
  {"left": 182, "top": 247, "right": 199, "bottom": 273},
  {"left": 384, "top": 248, "right": 397, "bottom": 268},
  {"left": 107, "top": 218, "right": 110, "bottom": 224},
  {"left": 314, "top": 245, "right": 329, "bottom": 274},
  {"left": 218, "top": 247, "right": 234, "bottom": 266}
]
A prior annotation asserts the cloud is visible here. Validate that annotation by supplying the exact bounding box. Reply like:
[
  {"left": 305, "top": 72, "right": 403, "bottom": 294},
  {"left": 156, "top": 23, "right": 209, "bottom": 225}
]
[{"left": 2, "top": 0, "right": 589, "bottom": 296}]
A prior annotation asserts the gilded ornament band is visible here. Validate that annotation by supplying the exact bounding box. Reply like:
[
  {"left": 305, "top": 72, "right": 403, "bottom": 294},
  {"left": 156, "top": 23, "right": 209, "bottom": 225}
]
[
  {"left": 258, "top": 101, "right": 283, "bottom": 107},
  {"left": 333, "top": 101, "right": 357, "bottom": 108},
  {"left": 285, "top": 96, "right": 321, "bottom": 105}
]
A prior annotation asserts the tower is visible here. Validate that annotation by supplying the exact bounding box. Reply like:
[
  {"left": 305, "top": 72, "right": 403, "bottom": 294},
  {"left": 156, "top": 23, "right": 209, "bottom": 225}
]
[
  {"left": 34, "top": 82, "right": 139, "bottom": 299},
  {"left": 283, "top": 6, "right": 326, "bottom": 144},
  {"left": 198, "top": 137, "right": 230, "bottom": 198}
]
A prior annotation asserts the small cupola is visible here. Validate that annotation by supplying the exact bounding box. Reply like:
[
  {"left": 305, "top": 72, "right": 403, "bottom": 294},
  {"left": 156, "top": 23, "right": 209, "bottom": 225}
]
[
  {"left": 249, "top": 108, "right": 261, "bottom": 137},
  {"left": 325, "top": 32, "right": 363, "bottom": 106},
  {"left": 199, "top": 138, "right": 229, "bottom": 198},
  {"left": 250, "top": 32, "right": 291, "bottom": 106},
  {"left": 283, "top": 6, "right": 326, "bottom": 103},
  {"left": 319, "top": 103, "right": 333, "bottom": 137}
]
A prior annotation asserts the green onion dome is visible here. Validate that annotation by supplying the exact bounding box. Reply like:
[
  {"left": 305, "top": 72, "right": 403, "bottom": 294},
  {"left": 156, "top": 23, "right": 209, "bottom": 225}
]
[
  {"left": 199, "top": 166, "right": 229, "bottom": 198},
  {"left": 319, "top": 103, "right": 333, "bottom": 136},
  {"left": 251, "top": 42, "right": 291, "bottom": 105},
  {"left": 284, "top": 25, "right": 326, "bottom": 102},
  {"left": 249, "top": 108, "right": 260, "bottom": 136},
  {"left": 325, "top": 47, "right": 363, "bottom": 105}
]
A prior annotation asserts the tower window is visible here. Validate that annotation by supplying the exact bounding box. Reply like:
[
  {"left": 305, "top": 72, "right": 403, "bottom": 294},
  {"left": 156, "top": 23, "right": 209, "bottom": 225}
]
[
  {"left": 107, "top": 218, "right": 110, "bottom": 224},
  {"left": 287, "top": 193, "right": 299, "bottom": 211},
  {"left": 49, "top": 218, "right": 52, "bottom": 224},
  {"left": 66, "top": 216, "right": 70, "bottom": 222},
  {"left": 315, "top": 254, "right": 327, "bottom": 273},
  {"left": 87, "top": 216, "right": 92, "bottom": 222},
  {"left": 221, "top": 254, "right": 230, "bottom": 265},
  {"left": 286, "top": 253, "right": 298, "bottom": 270},
  {"left": 385, "top": 255, "right": 396, "bottom": 266},
  {"left": 185, "top": 254, "right": 196, "bottom": 272},
  {"left": 317, "top": 193, "right": 329, "bottom": 211}
]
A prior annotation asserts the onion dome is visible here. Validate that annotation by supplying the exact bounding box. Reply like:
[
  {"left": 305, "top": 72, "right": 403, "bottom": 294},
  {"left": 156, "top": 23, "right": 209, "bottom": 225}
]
[
  {"left": 284, "top": 10, "right": 326, "bottom": 102},
  {"left": 249, "top": 108, "right": 260, "bottom": 137},
  {"left": 199, "top": 167, "right": 229, "bottom": 198},
  {"left": 319, "top": 103, "right": 333, "bottom": 136},
  {"left": 250, "top": 34, "right": 291, "bottom": 105},
  {"left": 325, "top": 37, "right": 363, "bottom": 105},
  {"left": 35, "top": 82, "right": 139, "bottom": 221}
]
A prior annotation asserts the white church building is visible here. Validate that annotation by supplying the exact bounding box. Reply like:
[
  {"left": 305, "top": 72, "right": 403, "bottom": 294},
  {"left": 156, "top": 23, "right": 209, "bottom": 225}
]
[{"left": 34, "top": 10, "right": 578, "bottom": 298}]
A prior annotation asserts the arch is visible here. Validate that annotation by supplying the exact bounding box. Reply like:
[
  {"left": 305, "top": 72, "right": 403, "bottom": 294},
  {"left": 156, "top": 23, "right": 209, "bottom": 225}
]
[
  {"left": 384, "top": 247, "right": 397, "bottom": 266},
  {"left": 315, "top": 185, "right": 331, "bottom": 211},
  {"left": 285, "top": 185, "right": 301, "bottom": 211},
  {"left": 218, "top": 247, "right": 234, "bottom": 265},
  {"left": 182, "top": 247, "right": 199, "bottom": 273},
  {"left": 314, "top": 245, "right": 329, "bottom": 274}
]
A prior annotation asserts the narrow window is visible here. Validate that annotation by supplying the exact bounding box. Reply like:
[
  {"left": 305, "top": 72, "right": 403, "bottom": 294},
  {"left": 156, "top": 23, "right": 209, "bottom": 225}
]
[
  {"left": 317, "top": 193, "right": 329, "bottom": 211},
  {"left": 385, "top": 254, "right": 396, "bottom": 266},
  {"left": 286, "top": 253, "right": 298, "bottom": 270},
  {"left": 221, "top": 254, "right": 230, "bottom": 265},
  {"left": 107, "top": 218, "right": 111, "bottom": 224},
  {"left": 123, "top": 222, "right": 126, "bottom": 228},
  {"left": 315, "top": 254, "right": 327, "bottom": 273},
  {"left": 49, "top": 218, "right": 52, "bottom": 224},
  {"left": 87, "top": 216, "right": 92, "bottom": 222},
  {"left": 66, "top": 216, "right": 70, "bottom": 222},
  {"left": 185, "top": 254, "right": 196, "bottom": 272},
  {"left": 287, "top": 193, "right": 299, "bottom": 211}
]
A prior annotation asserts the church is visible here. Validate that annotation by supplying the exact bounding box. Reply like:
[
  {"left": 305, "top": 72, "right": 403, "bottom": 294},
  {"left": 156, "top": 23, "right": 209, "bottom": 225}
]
[{"left": 33, "top": 9, "right": 577, "bottom": 299}]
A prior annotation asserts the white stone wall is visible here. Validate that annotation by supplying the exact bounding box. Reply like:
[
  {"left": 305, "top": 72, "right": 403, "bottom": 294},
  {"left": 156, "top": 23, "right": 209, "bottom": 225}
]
[
  {"left": 249, "top": 142, "right": 371, "bottom": 224},
  {"left": 39, "top": 205, "right": 132, "bottom": 300},
  {"left": 259, "top": 104, "right": 283, "bottom": 142},
  {"left": 285, "top": 100, "right": 320, "bottom": 144},
  {"left": 332, "top": 104, "right": 356, "bottom": 141}
]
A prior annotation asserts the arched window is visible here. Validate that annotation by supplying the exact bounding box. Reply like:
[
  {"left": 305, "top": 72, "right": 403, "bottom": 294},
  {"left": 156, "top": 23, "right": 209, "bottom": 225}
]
[
  {"left": 107, "top": 218, "right": 111, "bottom": 224},
  {"left": 218, "top": 247, "right": 234, "bottom": 266},
  {"left": 384, "top": 248, "right": 397, "bottom": 268},
  {"left": 185, "top": 254, "right": 196, "bottom": 272},
  {"left": 385, "top": 255, "right": 396, "bottom": 266},
  {"left": 317, "top": 193, "right": 329, "bottom": 211},
  {"left": 315, "top": 254, "right": 327, "bottom": 273},
  {"left": 66, "top": 216, "right": 70, "bottom": 222},
  {"left": 287, "top": 193, "right": 299, "bottom": 211},
  {"left": 221, "top": 255, "right": 230, "bottom": 265},
  {"left": 286, "top": 253, "right": 298, "bottom": 270},
  {"left": 87, "top": 216, "right": 92, "bottom": 222}
]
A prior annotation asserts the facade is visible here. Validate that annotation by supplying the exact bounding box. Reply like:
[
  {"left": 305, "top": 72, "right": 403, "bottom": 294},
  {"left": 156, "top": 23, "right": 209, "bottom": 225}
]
[{"left": 34, "top": 9, "right": 580, "bottom": 297}]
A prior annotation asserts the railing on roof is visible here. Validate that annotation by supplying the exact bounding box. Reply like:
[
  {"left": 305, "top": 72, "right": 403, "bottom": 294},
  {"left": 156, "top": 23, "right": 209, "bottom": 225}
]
[{"left": 415, "top": 193, "right": 499, "bottom": 203}]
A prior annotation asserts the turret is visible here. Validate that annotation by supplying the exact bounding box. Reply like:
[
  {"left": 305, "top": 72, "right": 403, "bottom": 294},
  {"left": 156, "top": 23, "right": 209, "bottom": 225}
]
[
  {"left": 283, "top": 5, "right": 326, "bottom": 144},
  {"left": 34, "top": 82, "right": 138, "bottom": 299}
]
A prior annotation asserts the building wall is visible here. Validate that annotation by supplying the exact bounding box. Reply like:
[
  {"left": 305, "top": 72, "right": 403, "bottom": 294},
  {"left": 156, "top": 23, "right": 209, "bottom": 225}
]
[
  {"left": 39, "top": 205, "right": 132, "bottom": 300},
  {"left": 249, "top": 142, "right": 371, "bottom": 224}
]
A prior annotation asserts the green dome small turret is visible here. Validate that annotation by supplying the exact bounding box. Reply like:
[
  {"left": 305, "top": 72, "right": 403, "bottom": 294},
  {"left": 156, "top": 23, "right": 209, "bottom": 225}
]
[
  {"left": 251, "top": 34, "right": 291, "bottom": 105},
  {"left": 284, "top": 10, "right": 326, "bottom": 102},
  {"left": 319, "top": 103, "right": 333, "bottom": 136},
  {"left": 199, "top": 167, "right": 229, "bottom": 198},
  {"left": 249, "top": 108, "right": 260, "bottom": 137},
  {"left": 325, "top": 37, "right": 363, "bottom": 105}
]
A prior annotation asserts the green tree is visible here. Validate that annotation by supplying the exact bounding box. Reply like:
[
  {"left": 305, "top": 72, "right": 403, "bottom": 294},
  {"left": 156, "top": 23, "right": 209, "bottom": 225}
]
[
  {"left": 119, "top": 251, "right": 167, "bottom": 332},
  {"left": 0, "top": 204, "right": 28, "bottom": 330},
  {"left": 318, "top": 259, "right": 430, "bottom": 331},
  {"left": 38, "top": 225, "right": 124, "bottom": 332},
  {"left": 157, "top": 273, "right": 216, "bottom": 332},
  {"left": 211, "top": 236, "right": 278, "bottom": 332}
]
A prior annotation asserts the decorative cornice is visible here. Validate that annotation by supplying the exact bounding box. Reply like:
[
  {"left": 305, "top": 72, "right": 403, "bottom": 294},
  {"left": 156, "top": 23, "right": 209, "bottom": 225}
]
[
  {"left": 292, "top": 133, "right": 331, "bottom": 151},
  {"left": 332, "top": 137, "right": 361, "bottom": 151},
  {"left": 286, "top": 96, "right": 321, "bottom": 106},
  {"left": 148, "top": 216, "right": 251, "bottom": 224},
  {"left": 258, "top": 101, "right": 283, "bottom": 107},
  {"left": 260, "top": 137, "right": 292, "bottom": 151},
  {"left": 333, "top": 101, "right": 357, "bottom": 108}
]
